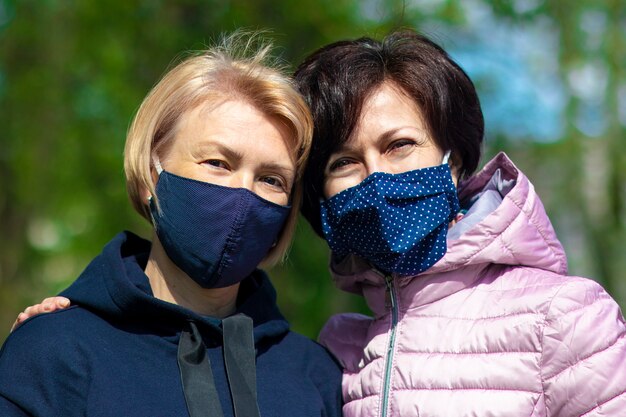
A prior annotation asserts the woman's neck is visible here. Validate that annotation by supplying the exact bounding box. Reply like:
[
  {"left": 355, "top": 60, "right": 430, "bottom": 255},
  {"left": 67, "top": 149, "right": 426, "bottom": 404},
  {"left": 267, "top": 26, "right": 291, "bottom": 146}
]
[{"left": 144, "top": 234, "right": 239, "bottom": 318}]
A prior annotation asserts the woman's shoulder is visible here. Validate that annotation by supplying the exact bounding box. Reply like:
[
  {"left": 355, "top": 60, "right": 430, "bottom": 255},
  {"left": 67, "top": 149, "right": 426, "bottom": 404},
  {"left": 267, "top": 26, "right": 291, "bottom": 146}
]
[
  {"left": 461, "top": 265, "right": 622, "bottom": 325},
  {"left": 0, "top": 306, "right": 96, "bottom": 413},
  {"left": 540, "top": 273, "right": 623, "bottom": 319},
  {"left": 1, "top": 305, "right": 106, "bottom": 360},
  {"left": 487, "top": 264, "right": 606, "bottom": 300},
  {"left": 487, "top": 265, "right": 625, "bottom": 337}
]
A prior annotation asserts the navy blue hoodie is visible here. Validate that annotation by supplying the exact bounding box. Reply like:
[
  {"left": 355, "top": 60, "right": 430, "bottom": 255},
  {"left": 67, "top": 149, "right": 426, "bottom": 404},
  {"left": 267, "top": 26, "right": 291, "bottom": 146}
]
[{"left": 0, "top": 232, "right": 343, "bottom": 416}]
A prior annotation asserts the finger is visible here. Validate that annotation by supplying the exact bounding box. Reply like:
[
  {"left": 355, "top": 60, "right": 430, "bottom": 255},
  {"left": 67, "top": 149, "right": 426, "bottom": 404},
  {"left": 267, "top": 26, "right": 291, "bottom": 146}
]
[
  {"left": 10, "top": 312, "right": 28, "bottom": 332},
  {"left": 27, "top": 303, "right": 46, "bottom": 316},
  {"left": 42, "top": 297, "right": 58, "bottom": 305},
  {"left": 42, "top": 297, "right": 60, "bottom": 312},
  {"left": 56, "top": 297, "right": 71, "bottom": 308},
  {"left": 22, "top": 306, "right": 36, "bottom": 317},
  {"left": 42, "top": 296, "right": 70, "bottom": 309}
]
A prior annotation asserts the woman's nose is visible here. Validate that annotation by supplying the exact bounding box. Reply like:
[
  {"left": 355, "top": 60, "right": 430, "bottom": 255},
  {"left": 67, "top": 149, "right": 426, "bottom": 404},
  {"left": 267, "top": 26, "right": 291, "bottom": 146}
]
[
  {"left": 365, "top": 157, "right": 389, "bottom": 177},
  {"left": 229, "top": 173, "right": 255, "bottom": 191}
]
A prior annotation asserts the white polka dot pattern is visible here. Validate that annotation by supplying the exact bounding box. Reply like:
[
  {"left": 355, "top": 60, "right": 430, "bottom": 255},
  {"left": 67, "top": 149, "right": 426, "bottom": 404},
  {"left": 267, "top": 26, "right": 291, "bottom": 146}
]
[{"left": 320, "top": 163, "right": 460, "bottom": 276}]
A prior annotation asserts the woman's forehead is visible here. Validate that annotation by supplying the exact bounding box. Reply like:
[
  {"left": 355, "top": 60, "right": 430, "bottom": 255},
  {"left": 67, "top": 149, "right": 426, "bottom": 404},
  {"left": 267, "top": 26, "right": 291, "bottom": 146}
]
[{"left": 170, "top": 99, "right": 297, "bottom": 164}]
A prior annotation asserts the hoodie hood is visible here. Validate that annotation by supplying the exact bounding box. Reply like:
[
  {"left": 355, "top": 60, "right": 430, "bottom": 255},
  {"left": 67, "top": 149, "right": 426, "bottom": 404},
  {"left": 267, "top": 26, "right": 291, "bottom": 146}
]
[
  {"left": 329, "top": 152, "right": 568, "bottom": 296},
  {"left": 61, "top": 231, "right": 289, "bottom": 343}
]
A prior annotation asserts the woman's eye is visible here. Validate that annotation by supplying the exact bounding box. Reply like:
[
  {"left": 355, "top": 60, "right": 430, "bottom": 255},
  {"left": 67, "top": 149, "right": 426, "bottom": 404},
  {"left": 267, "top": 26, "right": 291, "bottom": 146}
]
[
  {"left": 261, "top": 176, "right": 286, "bottom": 190},
  {"left": 388, "top": 140, "right": 415, "bottom": 152},
  {"left": 203, "top": 159, "right": 228, "bottom": 169},
  {"left": 328, "top": 158, "right": 354, "bottom": 172}
]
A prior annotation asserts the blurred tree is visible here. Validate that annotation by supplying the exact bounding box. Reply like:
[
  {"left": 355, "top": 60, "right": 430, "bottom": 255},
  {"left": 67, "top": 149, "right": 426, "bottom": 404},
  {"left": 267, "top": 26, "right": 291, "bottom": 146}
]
[
  {"left": 0, "top": 0, "right": 380, "bottom": 340},
  {"left": 489, "top": 0, "right": 626, "bottom": 301},
  {"left": 1, "top": 0, "right": 624, "bottom": 343}
]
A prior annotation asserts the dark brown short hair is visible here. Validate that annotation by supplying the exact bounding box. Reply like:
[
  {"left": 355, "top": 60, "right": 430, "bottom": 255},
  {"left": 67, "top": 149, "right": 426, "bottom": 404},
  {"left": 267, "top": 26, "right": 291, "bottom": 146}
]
[{"left": 294, "top": 29, "right": 484, "bottom": 235}]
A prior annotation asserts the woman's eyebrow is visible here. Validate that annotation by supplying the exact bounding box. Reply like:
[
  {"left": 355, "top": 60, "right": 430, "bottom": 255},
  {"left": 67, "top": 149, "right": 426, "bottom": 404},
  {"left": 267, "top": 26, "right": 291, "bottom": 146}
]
[
  {"left": 334, "top": 127, "right": 404, "bottom": 154},
  {"left": 193, "top": 141, "right": 244, "bottom": 162},
  {"left": 261, "top": 161, "right": 295, "bottom": 179},
  {"left": 194, "top": 141, "right": 294, "bottom": 178},
  {"left": 377, "top": 128, "right": 403, "bottom": 144},
  {"left": 377, "top": 126, "right": 429, "bottom": 145}
]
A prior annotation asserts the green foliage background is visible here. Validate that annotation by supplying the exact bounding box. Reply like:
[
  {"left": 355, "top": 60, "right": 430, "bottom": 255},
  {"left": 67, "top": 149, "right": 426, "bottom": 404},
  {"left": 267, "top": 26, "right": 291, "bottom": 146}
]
[{"left": 1, "top": 0, "right": 624, "bottom": 341}]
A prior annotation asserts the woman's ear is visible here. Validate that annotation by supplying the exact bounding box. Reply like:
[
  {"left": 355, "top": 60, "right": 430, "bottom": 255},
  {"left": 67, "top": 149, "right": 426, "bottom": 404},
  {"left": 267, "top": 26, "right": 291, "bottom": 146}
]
[
  {"left": 142, "top": 187, "right": 152, "bottom": 203},
  {"left": 141, "top": 165, "right": 160, "bottom": 203}
]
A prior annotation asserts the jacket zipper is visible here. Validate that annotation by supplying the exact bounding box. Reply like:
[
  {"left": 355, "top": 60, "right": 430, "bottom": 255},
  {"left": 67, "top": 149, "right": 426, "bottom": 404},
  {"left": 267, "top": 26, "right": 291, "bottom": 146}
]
[{"left": 381, "top": 274, "right": 398, "bottom": 417}]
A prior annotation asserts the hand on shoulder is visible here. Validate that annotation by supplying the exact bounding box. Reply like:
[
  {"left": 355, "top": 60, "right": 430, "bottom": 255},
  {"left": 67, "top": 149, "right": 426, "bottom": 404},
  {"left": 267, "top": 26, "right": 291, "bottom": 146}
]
[{"left": 11, "top": 297, "right": 71, "bottom": 332}]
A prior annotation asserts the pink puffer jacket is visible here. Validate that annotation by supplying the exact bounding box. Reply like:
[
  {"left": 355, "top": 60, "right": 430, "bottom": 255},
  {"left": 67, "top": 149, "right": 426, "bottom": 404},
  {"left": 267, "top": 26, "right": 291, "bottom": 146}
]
[{"left": 320, "top": 153, "right": 626, "bottom": 417}]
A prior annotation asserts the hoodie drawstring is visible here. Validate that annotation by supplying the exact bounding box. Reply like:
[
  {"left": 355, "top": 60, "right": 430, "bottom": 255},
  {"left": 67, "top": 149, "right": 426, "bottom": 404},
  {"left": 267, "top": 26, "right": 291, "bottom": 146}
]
[
  {"left": 178, "top": 321, "right": 223, "bottom": 417},
  {"left": 223, "top": 314, "right": 261, "bottom": 417},
  {"left": 177, "top": 315, "right": 261, "bottom": 417}
]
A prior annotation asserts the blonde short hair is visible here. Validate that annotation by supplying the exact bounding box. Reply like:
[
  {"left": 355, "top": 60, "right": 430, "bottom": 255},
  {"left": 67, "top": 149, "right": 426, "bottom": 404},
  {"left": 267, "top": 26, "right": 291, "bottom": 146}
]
[{"left": 124, "top": 32, "right": 312, "bottom": 267}]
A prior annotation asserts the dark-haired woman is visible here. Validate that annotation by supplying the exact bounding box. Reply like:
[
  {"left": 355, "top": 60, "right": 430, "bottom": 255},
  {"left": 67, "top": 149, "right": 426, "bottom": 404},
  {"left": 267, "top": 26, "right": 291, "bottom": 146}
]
[{"left": 293, "top": 30, "right": 626, "bottom": 417}]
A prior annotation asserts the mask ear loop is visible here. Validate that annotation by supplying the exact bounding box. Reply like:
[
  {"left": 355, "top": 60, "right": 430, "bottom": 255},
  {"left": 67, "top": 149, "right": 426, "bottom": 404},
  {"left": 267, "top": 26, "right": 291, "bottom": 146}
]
[
  {"left": 442, "top": 150, "right": 452, "bottom": 165},
  {"left": 148, "top": 157, "right": 163, "bottom": 205},
  {"left": 147, "top": 157, "right": 164, "bottom": 222},
  {"left": 153, "top": 157, "right": 164, "bottom": 175}
]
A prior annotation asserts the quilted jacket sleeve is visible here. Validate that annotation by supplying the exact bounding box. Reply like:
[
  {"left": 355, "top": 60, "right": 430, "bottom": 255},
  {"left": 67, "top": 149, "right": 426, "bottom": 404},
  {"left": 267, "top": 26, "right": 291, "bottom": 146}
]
[{"left": 541, "top": 278, "right": 626, "bottom": 416}]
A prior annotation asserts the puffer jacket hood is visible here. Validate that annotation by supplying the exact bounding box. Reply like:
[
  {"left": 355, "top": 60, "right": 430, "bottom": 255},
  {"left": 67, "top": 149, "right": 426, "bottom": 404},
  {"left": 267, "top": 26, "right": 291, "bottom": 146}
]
[
  {"left": 320, "top": 152, "right": 626, "bottom": 417},
  {"left": 329, "top": 152, "right": 567, "bottom": 297},
  {"left": 435, "top": 151, "right": 567, "bottom": 274}
]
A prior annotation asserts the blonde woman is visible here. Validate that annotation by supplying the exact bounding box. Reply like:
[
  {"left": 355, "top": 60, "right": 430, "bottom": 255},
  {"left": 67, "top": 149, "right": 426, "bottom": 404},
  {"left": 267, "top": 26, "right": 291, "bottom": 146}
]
[{"left": 0, "top": 34, "right": 342, "bottom": 417}]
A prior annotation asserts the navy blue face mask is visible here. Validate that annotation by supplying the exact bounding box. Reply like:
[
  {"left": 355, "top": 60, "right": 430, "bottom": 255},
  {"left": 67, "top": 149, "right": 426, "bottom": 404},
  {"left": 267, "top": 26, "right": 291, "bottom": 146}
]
[
  {"left": 320, "top": 152, "right": 460, "bottom": 276},
  {"left": 149, "top": 168, "right": 290, "bottom": 289}
]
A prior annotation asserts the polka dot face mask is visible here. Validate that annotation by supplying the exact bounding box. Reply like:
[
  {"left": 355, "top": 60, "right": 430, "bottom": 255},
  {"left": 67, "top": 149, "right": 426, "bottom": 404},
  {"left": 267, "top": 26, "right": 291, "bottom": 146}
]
[{"left": 320, "top": 152, "right": 460, "bottom": 276}]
